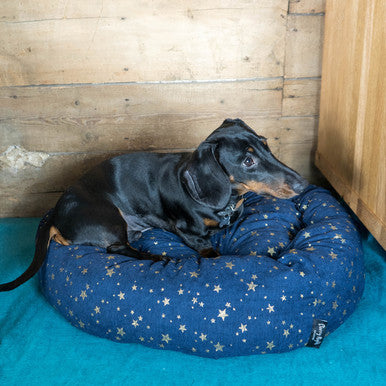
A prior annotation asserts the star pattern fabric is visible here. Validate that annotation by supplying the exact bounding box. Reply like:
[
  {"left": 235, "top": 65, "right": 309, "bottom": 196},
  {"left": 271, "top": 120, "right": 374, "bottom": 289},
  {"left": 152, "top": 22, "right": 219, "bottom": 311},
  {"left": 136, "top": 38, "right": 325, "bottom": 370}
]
[{"left": 39, "top": 186, "right": 365, "bottom": 358}]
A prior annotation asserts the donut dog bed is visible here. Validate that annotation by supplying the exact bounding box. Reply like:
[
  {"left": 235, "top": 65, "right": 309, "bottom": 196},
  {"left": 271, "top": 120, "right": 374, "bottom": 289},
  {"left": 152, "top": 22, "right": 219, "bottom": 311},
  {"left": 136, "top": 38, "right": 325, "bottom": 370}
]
[{"left": 39, "top": 185, "right": 365, "bottom": 358}]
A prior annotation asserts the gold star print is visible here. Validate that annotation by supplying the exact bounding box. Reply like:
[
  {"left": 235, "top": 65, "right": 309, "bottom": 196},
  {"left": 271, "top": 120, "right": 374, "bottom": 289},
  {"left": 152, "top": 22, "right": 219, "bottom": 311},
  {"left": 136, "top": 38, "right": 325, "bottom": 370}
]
[
  {"left": 199, "top": 333, "right": 207, "bottom": 341},
  {"left": 267, "top": 247, "right": 275, "bottom": 256},
  {"left": 239, "top": 323, "right": 247, "bottom": 333},
  {"left": 190, "top": 271, "right": 199, "bottom": 278},
  {"left": 306, "top": 246, "right": 315, "bottom": 251},
  {"left": 299, "top": 272, "right": 305, "bottom": 277},
  {"left": 213, "top": 285, "right": 222, "bottom": 293},
  {"left": 304, "top": 232, "right": 311, "bottom": 238},
  {"left": 178, "top": 289, "right": 184, "bottom": 295},
  {"left": 81, "top": 268, "right": 88, "bottom": 275},
  {"left": 78, "top": 321, "right": 85, "bottom": 329},
  {"left": 266, "top": 304, "right": 275, "bottom": 313},
  {"left": 94, "top": 306, "right": 100, "bottom": 314},
  {"left": 118, "top": 291, "right": 125, "bottom": 300},
  {"left": 80, "top": 290, "right": 87, "bottom": 300},
  {"left": 179, "top": 325, "right": 187, "bottom": 333},
  {"left": 247, "top": 281, "right": 257, "bottom": 291},
  {"left": 132, "top": 285, "right": 137, "bottom": 290},
  {"left": 106, "top": 255, "right": 115, "bottom": 260},
  {"left": 161, "top": 334, "right": 171, "bottom": 343},
  {"left": 313, "top": 299, "right": 322, "bottom": 306},
  {"left": 218, "top": 309, "right": 229, "bottom": 321},
  {"left": 162, "top": 297, "right": 170, "bottom": 306},
  {"left": 329, "top": 252, "right": 337, "bottom": 260},
  {"left": 266, "top": 341, "right": 275, "bottom": 350},
  {"left": 106, "top": 268, "right": 115, "bottom": 277},
  {"left": 214, "top": 342, "right": 224, "bottom": 352},
  {"left": 225, "top": 262, "right": 235, "bottom": 269},
  {"left": 283, "top": 329, "right": 290, "bottom": 337},
  {"left": 117, "top": 327, "right": 125, "bottom": 337},
  {"left": 332, "top": 301, "right": 338, "bottom": 310},
  {"left": 132, "top": 320, "right": 139, "bottom": 328},
  {"left": 281, "top": 295, "right": 287, "bottom": 301}
]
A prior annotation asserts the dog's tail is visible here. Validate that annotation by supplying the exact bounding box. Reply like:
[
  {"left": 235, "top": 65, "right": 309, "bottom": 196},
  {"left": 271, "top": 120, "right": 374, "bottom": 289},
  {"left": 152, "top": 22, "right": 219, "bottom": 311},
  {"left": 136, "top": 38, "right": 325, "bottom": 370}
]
[{"left": 0, "top": 211, "right": 54, "bottom": 292}]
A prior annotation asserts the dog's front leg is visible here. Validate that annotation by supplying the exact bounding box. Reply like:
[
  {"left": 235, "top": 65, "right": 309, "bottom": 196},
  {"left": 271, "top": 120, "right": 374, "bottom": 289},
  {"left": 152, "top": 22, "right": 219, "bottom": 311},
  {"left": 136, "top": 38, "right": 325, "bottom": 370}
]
[{"left": 173, "top": 228, "right": 219, "bottom": 258}]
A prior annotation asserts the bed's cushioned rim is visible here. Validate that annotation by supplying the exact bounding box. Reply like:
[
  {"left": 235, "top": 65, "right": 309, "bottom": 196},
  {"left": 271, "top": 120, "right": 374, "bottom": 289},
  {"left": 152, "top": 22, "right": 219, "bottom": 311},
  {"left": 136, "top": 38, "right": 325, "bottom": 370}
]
[{"left": 39, "top": 185, "right": 365, "bottom": 358}]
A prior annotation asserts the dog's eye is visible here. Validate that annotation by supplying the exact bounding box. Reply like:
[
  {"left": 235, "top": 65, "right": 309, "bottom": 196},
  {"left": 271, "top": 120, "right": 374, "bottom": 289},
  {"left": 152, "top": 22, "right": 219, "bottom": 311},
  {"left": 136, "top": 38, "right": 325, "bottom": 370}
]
[{"left": 243, "top": 156, "right": 255, "bottom": 168}]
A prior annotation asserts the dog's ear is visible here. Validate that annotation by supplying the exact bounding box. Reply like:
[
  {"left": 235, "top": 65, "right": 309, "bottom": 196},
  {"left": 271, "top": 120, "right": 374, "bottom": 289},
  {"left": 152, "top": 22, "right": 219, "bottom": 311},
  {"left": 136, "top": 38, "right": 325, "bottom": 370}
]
[{"left": 182, "top": 142, "right": 231, "bottom": 209}]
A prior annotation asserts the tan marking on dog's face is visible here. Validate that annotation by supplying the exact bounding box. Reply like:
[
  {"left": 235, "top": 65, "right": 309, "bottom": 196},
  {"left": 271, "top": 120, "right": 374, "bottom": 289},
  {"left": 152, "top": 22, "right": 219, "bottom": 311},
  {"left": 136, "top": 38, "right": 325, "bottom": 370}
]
[
  {"left": 203, "top": 218, "right": 220, "bottom": 227},
  {"left": 49, "top": 226, "right": 70, "bottom": 246},
  {"left": 237, "top": 181, "right": 297, "bottom": 198},
  {"left": 247, "top": 147, "right": 254, "bottom": 153},
  {"left": 229, "top": 175, "right": 235, "bottom": 183}
]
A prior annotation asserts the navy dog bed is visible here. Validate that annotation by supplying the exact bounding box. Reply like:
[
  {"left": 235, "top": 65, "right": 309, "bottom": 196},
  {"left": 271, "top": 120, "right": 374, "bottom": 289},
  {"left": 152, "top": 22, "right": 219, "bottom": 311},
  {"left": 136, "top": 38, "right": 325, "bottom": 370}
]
[{"left": 39, "top": 185, "right": 365, "bottom": 358}]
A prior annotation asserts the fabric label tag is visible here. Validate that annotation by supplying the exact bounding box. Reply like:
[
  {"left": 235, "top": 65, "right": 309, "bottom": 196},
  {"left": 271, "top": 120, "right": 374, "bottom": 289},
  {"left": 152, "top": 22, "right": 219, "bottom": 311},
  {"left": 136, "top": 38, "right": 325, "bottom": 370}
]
[{"left": 306, "top": 319, "right": 328, "bottom": 348}]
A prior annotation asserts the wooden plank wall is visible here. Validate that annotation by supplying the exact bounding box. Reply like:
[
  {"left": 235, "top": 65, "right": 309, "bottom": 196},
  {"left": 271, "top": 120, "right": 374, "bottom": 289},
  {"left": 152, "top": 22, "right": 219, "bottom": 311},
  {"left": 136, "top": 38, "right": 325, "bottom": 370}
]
[
  {"left": 0, "top": 0, "right": 325, "bottom": 217},
  {"left": 316, "top": 0, "right": 386, "bottom": 248}
]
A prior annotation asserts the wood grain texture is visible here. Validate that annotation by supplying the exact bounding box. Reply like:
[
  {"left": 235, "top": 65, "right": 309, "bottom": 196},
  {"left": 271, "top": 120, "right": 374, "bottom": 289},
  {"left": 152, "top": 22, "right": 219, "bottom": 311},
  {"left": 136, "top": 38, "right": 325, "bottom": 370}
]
[
  {"left": 0, "top": 1, "right": 325, "bottom": 217},
  {"left": 317, "top": 0, "right": 385, "bottom": 249},
  {"left": 1, "top": 116, "right": 319, "bottom": 197},
  {"left": 285, "top": 14, "right": 324, "bottom": 78},
  {"left": 289, "top": 0, "right": 325, "bottom": 14},
  {"left": 0, "top": 0, "right": 288, "bottom": 86},
  {"left": 282, "top": 78, "right": 321, "bottom": 116},
  {"left": 0, "top": 80, "right": 282, "bottom": 153}
]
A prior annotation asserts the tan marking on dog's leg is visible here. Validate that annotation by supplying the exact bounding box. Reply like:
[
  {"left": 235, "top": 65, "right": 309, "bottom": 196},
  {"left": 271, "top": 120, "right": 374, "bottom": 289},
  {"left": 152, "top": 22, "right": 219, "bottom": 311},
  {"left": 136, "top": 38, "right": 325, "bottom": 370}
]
[
  {"left": 235, "top": 198, "right": 244, "bottom": 209},
  {"left": 49, "top": 226, "right": 70, "bottom": 246},
  {"left": 203, "top": 218, "right": 220, "bottom": 227}
]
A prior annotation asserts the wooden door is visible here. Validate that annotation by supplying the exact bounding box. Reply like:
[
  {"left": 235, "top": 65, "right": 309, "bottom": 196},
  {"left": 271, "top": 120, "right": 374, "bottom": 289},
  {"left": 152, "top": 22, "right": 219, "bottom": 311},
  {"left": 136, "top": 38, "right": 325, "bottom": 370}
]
[{"left": 316, "top": 0, "right": 385, "bottom": 249}]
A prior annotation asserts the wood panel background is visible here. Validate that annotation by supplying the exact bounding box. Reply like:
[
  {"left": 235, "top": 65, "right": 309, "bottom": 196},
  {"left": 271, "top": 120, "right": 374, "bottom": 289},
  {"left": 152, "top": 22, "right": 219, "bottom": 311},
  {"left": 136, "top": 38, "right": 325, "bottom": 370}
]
[
  {"left": 0, "top": 0, "right": 325, "bottom": 217},
  {"left": 316, "top": 0, "right": 385, "bottom": 249}
]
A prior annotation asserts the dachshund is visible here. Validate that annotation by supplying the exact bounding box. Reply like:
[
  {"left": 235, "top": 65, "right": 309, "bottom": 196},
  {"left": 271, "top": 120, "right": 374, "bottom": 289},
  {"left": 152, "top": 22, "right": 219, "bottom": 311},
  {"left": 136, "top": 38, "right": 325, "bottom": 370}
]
[{"left": 0, "top": 118, "right": 308, "bottom": 291}]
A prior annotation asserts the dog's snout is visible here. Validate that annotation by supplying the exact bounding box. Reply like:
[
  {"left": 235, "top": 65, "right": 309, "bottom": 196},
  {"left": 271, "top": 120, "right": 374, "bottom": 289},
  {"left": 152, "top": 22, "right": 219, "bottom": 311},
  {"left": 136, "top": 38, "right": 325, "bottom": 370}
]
[{"left": 291, "top": 179, "right": 309, "bottom": 194}]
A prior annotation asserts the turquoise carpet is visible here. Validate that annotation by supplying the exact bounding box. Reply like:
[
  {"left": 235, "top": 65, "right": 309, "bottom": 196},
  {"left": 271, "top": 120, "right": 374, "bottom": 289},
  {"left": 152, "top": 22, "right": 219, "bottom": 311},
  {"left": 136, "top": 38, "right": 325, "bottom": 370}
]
[{"left": 0, "top": 217, "right": 385, "bottom": 385}]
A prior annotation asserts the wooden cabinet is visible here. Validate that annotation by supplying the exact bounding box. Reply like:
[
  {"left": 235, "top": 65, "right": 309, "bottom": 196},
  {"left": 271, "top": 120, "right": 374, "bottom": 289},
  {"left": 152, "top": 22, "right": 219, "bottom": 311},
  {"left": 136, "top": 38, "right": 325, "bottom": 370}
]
[{"left": 316, "top": 0, "right": 385, "bottom": 248}]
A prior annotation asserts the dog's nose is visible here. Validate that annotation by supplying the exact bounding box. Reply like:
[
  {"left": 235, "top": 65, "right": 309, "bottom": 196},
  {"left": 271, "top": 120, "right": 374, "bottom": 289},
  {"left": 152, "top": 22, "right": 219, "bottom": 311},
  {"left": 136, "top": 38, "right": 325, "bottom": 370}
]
[{"left": 292, "top": 179, "right": 309, "bottom": 194}]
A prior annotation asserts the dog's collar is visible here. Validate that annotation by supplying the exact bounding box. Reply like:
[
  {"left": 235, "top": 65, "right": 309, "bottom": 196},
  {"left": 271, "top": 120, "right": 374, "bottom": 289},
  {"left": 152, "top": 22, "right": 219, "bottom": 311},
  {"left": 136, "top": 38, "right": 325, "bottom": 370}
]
[{"left": 217, "top": 199, "right": 240, "bottom": 228}]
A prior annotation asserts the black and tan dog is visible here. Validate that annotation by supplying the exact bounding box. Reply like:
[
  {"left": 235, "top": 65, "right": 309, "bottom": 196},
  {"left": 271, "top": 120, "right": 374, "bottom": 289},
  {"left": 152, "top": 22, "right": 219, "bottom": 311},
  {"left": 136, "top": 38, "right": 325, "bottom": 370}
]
[{"left": 0, "top": 119, "right": 308, "bottom": 291}]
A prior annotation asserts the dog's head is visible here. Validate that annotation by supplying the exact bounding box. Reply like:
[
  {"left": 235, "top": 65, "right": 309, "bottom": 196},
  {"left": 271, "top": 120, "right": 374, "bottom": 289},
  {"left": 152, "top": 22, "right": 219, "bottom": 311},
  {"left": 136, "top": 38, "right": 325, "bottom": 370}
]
[{"left": 182, "top": 118, "right": 308, "bottom": 217}]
